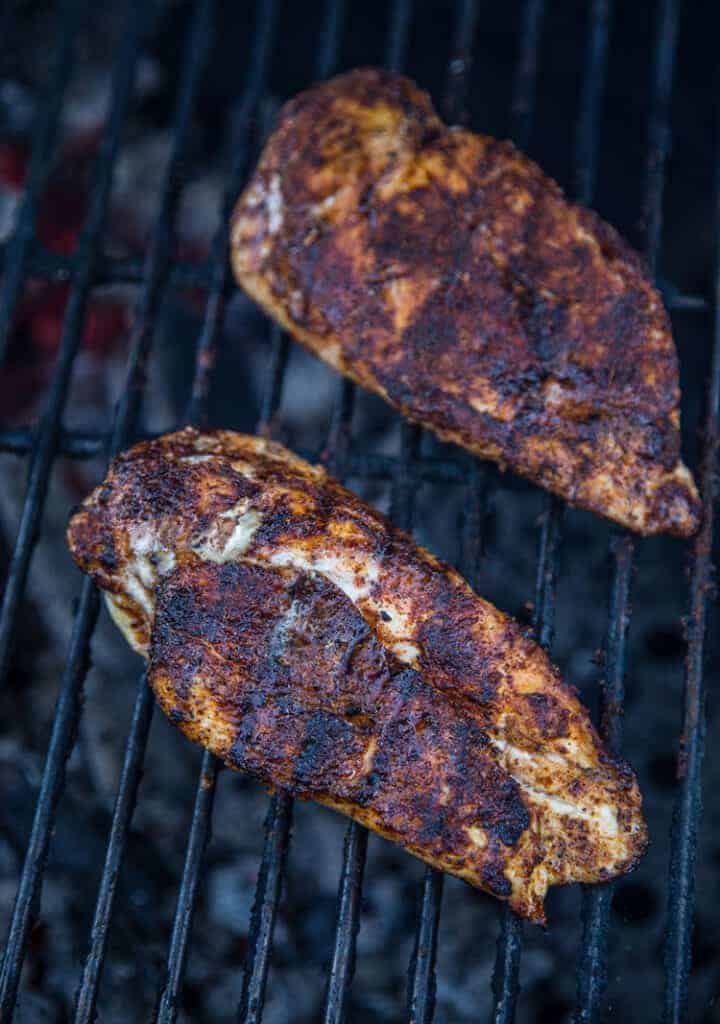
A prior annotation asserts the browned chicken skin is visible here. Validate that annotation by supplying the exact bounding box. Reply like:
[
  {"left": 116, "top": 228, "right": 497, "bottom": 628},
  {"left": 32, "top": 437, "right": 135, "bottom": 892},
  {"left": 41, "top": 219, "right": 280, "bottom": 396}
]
[
  {"left": 67, "top": 428, "right": 647, "bottom": 921},
  {"left": 231, "top": 68, "right": 700, "bottom": 537}
]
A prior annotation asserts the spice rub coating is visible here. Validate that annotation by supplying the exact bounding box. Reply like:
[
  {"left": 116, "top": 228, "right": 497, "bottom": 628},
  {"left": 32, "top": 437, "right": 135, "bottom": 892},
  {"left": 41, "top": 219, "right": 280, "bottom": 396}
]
[
  {"left": 67, "top": 428, "right": 647, "bottom": 921},
  {"left": 231, "top": 68, "right": 700, "bottom": 537}
]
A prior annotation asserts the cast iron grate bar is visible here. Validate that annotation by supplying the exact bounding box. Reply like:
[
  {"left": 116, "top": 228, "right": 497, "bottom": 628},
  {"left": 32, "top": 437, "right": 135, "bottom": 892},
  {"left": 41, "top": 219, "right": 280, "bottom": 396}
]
[
  {"left": 321, "top": 5, "right": 416, "bottom": 1022},
  {"left": 148, "top": 2, "right": 284, "bottom": 1020},
  {"left": 510, "top": 0, "right": 546, "bottom": 152},
  {"left": 404, "top": 3, "right": 482, "bottom": 1021},
  {"left": 71, "top": 672, "right": 155, "bottom": 1023},
  {"left": 488, "top": 1, "right": 550, "bottom": 1019},
  {"left": 568, "top": 2, "right": 623, "bottom": 1020},
  {"left": 236, "top": 791, "right": 294, "bottom": 1024},
  {"left": 573, "top": 0, "right": 612, "bottom": 212},
  {"left": 386, "top": 0, "right": 413, "bottom": 75},
  {"left": 494, "top": 0, "right": 684, "bottom": 1019},
  {"left": 0, "top": 246, "right": 218, "bottom": 289},
  {"left": 155, "top": 753, "right": 220, "bottom": 1023},
  {"left": 0, "top": 423, "right": 508, "bottom": 488},
  {"left": 0, "top": 0, "right": 152, "bottom": 691},
  {"left": 573, "top": 530, "right": 633, "bottom": 1023},
  {"left": 233, "top": 7, "right": 350, "bottom": 1023},
  {"left": 0, "top": 2, "right": 154, "bottom": 1014},
  {"left": 68, "top": 0, "right": 227, "bottom": 1018},
  {"left": 320, "top": 818, "right": 368, "bottom": 1024},
  {"left": 661, "top": 96, "right": 720, "bottom": 1024},
  {"left": 490, "top": 503, "right": 562, "bottom": 1024},
  {"left": 0, "top": 241, "right": 708, "bottom": 310},
  {"left": 1, "top": 0, "right": 221, "bottom": 1015},
  {"left": 0, "top": 0, "right": 83, "bottom": 365},
  {"left": 573, "top": 0, "right": 683, "bottom": 1015},
  {"left": 644, "top": 0, "right": 681, "bottom": 282},
  {"left": 407, "top": 460, "right": 487, "bottom": 1022}
]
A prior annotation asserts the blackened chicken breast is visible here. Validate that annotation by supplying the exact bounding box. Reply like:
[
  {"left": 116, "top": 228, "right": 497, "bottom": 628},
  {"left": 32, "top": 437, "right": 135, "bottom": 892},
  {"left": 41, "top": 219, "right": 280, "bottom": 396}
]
[
  {"left": 67, "top": 428, "right": 647, "bottom": 921},
  {"left": 231, "top": 68, "right": 700, "bottom": 537}
]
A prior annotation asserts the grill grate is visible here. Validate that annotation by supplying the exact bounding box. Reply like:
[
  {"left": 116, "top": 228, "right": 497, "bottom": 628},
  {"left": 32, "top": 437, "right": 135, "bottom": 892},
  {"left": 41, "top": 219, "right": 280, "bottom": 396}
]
[{"left": 0, "top": 1, "right": 716, "bottom": 1022}]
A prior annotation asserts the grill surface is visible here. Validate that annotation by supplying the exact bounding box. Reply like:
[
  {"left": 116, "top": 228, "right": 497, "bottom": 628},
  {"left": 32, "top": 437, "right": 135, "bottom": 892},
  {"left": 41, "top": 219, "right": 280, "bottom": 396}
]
[{"left": 0, "top": 2, "right": 717, "bottom": 1022}]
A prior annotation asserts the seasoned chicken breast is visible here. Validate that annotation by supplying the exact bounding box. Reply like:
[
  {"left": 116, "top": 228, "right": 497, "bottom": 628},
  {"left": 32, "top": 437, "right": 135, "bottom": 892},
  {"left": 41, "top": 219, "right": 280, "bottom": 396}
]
[
  {"left": 231, "top": 68, "right": 700, "bottom": 537},
  {"left": 67, "top": 428, "right": 646, "bottom": 921}
]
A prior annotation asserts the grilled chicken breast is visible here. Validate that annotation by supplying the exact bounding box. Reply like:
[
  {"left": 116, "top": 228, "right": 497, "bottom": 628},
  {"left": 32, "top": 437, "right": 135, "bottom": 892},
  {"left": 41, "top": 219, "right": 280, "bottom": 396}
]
[
  {"left": 67, "top": 428, "right": 646, "bottom": 921},
  {"left": 231, "top": 68, "right": 700, "bottom": 537}
]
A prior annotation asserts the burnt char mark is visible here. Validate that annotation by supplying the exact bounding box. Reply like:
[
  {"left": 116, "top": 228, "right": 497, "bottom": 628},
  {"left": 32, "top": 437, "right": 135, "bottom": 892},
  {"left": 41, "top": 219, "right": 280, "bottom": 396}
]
[
  {"left": 98, "top": 539, "right": 118, "bottom": 573},
  {"left": 420, "top": 616, "right": 501, "bottom": 707},
  {"left": 151, "top": 558, "right": 295, "bottom": 716},
  {"left": 148, "top": 555, "right": 532, "bottom": 890},
  {"left": 523, "top": 692, "right": 570, "bottom": 739},
  {"left": 417, "top": 586, "right": 508, "bottom": 708},
  {"left": 481, "top": 856, "right": 514, "bottom": 898},
  {"left": 66, "top": 505, "right": 121, "bottom": 590},
  {"left": 651, "top": 476, "right": 702, "bottom": 530},
  {"left": 154, "top": 561, "right": 290, "bottom": 652},
  {"left": 293, "top": 711, "right": 361, "bottom": 793},
  {"left": 511, "top": 275, "right": 569, "bottom": 367},
  {"left": 114, "top": 444, "right": 259, "bottom": 534},
  {"left": 355, "top": 662, "right": 529, "bottom": 856}
]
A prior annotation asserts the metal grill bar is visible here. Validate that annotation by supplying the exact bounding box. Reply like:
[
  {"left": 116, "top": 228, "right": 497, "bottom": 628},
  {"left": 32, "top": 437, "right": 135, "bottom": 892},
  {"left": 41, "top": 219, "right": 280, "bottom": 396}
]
[
  {"left": 321, "top": 6, "right": 415, "bottom": 1019},
  {"left": 0, "top": 247, "right": 218, "bottom": 288},
  {"left": 1, "top": 241, "right": 708, "bottom": 313},
  {"left": 563, "top": 3, "right": 634, "bottom": 1019},
  {"left": 155, "top": 752, "right": 220, "bottom": 1023},
  {"left": 316, "top": 0, "right": 349, "bottom": 80},
  {"left": 510, "top": 0, "right": 546, "bottom": 152},
  {"left": 443, "top": 0, "right": 480, "bottom": 126},
  {"left": 407, "top": 462, "right": 487, "bottom": 1024},
  {"left": 404, "top": 5, "right": 482, "bottom": 1019},
  {"left": 386, "top": 0, "right": 413, "bottom": 74},
  {"left": 573, "top": 531, "right": 633, "bottom": 1023},
  {"left": 0, "top": 242, "right": 709, "bottom": 310},
  {"left": 0, "top": 0, "right": 83, "bottom": 365},
  {"left": 0, "top": 426, "right": 481, "bottom": 485},
  {"left": 533, "top": 501, "right": 564, "bottom": 649},
  {"left": 186, "top": 6, "right": 282, "bottom": 428},
  {"left": 661, "top": 107, "right": 720, "bottom": 1024},
  {"left": 69, "top": 0, "right": 223, "bottom": 1016},
  {"left": 321, "top": 821, "right": 369, "bottom": 1023},
  {"left": 72, "top": 672, "right": 155, "bottom": 1023},
  {"left": 0, "top": 583, "right": 101, "bottom": 1018},
  {"left": 149, "top": 2, "right": 284, "bottom": 1019},
  {"left": 0, "top": 3, "right": 152, "bottom": 1012},
  {"left": 488, "top": 2, "right": 549, "bottom": 1018},
  {"left": 237, "top": 792, "right": 294, "bottom": 1024},
  {"left": 644, "top": 0, "right": 681, "bottom": 280},
  {"left": 574, "top": 1, "right": 681, "bottom": 1018},
  {"left": 406, "top": 868, "right": 445, "bottom": 1024},
  {"left": 573, "top": 0, "right": 612, "bottom": 210},
  {"left": 489, "top": 493, "right": 561, "bottom": 1024},
  {"left": 0, "top": 0, "right": 152, "bottom": 690},
  {"left": 236, "top": 4, "right": 353, "bottom": 1020}
]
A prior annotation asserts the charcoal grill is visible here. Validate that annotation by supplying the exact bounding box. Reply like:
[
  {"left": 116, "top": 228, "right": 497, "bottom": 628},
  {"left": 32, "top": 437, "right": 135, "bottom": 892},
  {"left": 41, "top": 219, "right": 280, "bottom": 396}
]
[{"left": 0, "top": 1, "right": 717, "bottom": 1021}]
